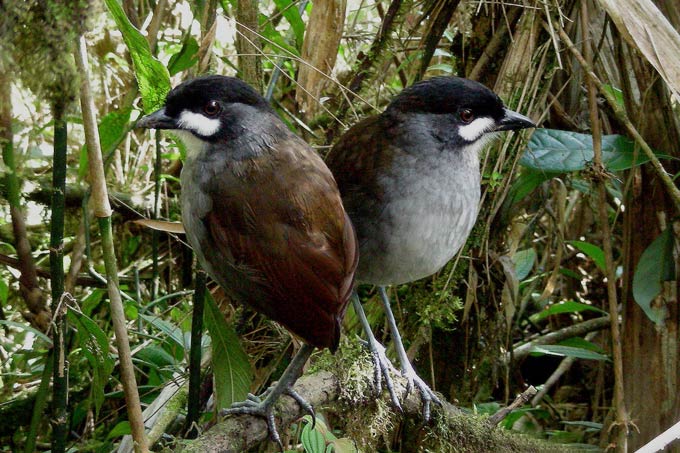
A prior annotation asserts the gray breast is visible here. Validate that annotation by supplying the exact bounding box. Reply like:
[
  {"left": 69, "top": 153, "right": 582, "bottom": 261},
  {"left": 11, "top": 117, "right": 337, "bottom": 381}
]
[{"left": 356, "top": 143, "right": 482, "bottom": 286}]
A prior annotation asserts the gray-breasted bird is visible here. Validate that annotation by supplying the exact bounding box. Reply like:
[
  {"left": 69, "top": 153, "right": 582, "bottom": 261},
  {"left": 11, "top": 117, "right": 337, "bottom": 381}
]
[
  {"left": 326, "top": 76, "right": 536, "bottom": 420},
  {"left": 137, "top": 75, "right": 358, "bottom": 446}
]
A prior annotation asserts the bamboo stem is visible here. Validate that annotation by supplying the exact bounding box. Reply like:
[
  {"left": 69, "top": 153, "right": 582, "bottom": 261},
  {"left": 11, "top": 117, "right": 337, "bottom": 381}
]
[
  {"left": 74, "top": 36, "right": 149, "bottom": 453},
  {"left": 580, "top": 5, "right": 628, "bottom": 451},
  {"left": 185, "top": 270, "right": 206, "bottom": 438},
  {"left": 49, "top": 99, "right": 68, "bottom": 453}
]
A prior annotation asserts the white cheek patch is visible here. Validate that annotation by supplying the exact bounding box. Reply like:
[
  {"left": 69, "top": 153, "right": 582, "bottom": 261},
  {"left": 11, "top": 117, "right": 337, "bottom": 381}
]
[
  {"left": 458, "top": 117, "right": 495, "bottom": 142},
  {"left": 178, "top": 110, "right": 221, "bottom": 137}
]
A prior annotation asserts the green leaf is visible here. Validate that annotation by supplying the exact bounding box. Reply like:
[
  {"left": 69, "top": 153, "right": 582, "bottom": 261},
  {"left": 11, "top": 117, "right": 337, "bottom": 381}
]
[
  {"left": 0, "top": 279, "right": 8, "bottom": 303},
  {"left": 602, "top": 84, "right": 624, "bottom": 108},
  {"left": 566, "top": 240, "right": 606, "bottom": 272},
  {"left": 520, "top": 129, "right": 671, "bottom": 173},
  {"left": 106, "top": 421, "right": 131, "bottom": 439},
  {"left": 531, "top": 301, "right": 607, "bottom": 322},
  {"left": 327, "top": 439, "right": 358, "bottom": 453},
  {"left": 561, "top": 420, "right": 603, "bottom": 432},
  {"left": 67, "top": 309, "right": 115, "bottom": 416},
  {"left": 140, "top": 313, "right": 187, "bottom": 349},
  {"left": 134, "top": 345, "right": 177, "bottom": 369},
  {"left": 272, "top": 0, "right": 305, "bottom": 48},
  {"left": 104, "top": 0, "right": 171, "bottom": 112},
  {"left": 633, "top": 228, "right": 675, "bottom": 326},
  {"left": 301, "top": 421, "right": 327, "bottom": 453},
  {"left": 559, "top": 337, "right": 606, "bottom": 354},
  {"left": 513, "top": 248, "right": 536, "bottom": 281},
  {"left": 204, "top": 293, "right": 253, "bottom": 408},
  {"left": 508, "top": 168, "right": 552, "bottom": 202},
  {"left": 530, "top": 344, "right": 609, "bottom": 361},
  {"left": 0, "top": 320, "right": 52, "bottom": 345},
  {"left": 167, "top": 35, "right": 199, "bottom": 76}
]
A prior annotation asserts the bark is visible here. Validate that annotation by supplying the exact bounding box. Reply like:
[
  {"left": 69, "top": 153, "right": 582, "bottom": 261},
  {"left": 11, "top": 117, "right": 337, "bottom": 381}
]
[
  {"left": 621, "top": 75, "right": 680, "bottom": 452},
  {"left": 296, "top": 0, "right": 346, "bottom": 121},
  {"left": 235, "top": 0, "right": 262, "bottom": 89}
]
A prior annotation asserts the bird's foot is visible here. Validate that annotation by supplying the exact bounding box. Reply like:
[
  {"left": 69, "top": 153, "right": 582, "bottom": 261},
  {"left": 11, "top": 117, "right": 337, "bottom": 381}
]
[
  {"left": 220, "top": 383, "right": 315, "bottom": 450},
  {"left": 360, "top": 338, "right": 402, "bottom": 412},
  {"left": 400, "top": 363, "right": 442, "bottom": 423}
]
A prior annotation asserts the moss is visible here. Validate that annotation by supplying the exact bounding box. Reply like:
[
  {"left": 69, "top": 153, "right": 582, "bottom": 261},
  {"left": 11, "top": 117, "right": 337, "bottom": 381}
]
[{"left": 0, "top": 0, "right": 93, "bottom": 106}]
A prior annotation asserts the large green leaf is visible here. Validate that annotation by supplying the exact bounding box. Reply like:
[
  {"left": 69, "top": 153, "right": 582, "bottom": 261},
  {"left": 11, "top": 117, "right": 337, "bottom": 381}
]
[
  {"left": 104, "top": 0, "right": 171, "bottom": 112},
  {"left": 204, "top": 293, "right": 252, "bottom": 408},
  {"left": 520, "top": 129, "right": 670, "bottom": 173},
  {"left": 633, "top": 228, "right": 675, "bottom": 326}
]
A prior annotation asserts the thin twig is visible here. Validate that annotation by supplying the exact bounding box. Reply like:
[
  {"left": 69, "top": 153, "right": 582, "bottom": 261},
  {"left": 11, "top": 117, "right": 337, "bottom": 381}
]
[
  {"left": 486, "top": 385, "right": 537, "bottom": 426},
  {"left": 580, "top": 5, "right": 629, "bottom": 450}
]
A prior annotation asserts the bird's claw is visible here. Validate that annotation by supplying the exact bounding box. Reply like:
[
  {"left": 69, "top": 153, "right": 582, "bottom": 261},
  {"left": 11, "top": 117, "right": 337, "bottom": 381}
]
[
  {"left": 360, "top": 337, "right": 402, "bottom": 412},
  {"left": 220, "top": 384, "right": 315, "bottom": 450},
  {"left": 400, "top": 364, "right": 442, "bottom": 423}
]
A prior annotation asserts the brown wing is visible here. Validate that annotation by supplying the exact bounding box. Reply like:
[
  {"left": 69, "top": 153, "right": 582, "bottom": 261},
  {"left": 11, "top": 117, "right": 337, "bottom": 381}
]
[
  {"left": 202, "top": 138, "right": 357, "bottom": 351},
  {"left": 325, "top": 114, "right": 398, "bottom": 247}
]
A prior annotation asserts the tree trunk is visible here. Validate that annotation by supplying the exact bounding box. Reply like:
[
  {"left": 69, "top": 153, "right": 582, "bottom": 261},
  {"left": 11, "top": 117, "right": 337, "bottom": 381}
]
[{"left": 621, "top": 76, "right": 680, "bottom": 451}]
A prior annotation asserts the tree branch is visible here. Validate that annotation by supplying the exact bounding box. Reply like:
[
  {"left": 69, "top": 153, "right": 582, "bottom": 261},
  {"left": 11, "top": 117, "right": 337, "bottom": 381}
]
[
  {"left": 179, "top": 369, "right": 568, "bottom": 452},
  {"left": 509, "top": 316, "right": 611, "bottom": 363}
]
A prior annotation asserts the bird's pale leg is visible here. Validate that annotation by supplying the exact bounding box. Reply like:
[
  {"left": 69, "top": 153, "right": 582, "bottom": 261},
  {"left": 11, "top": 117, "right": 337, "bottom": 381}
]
[
  {"left": 221, "top": 343, "right": 315, "bottom": 449},
  {"left": 379, "top": 286, "right": 442, "bottom": 421},
  {"left": 351, "top": 291, "right": 402, "bottom": 411}
]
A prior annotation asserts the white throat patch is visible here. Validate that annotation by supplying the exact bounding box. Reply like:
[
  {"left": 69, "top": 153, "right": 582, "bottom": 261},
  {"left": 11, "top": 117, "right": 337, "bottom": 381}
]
[
  {"left": 178, "top": 110, "right": 220, "bottom": 137},
  {"left": 458, "top": 117, "right": 495, "bottom": 142}
]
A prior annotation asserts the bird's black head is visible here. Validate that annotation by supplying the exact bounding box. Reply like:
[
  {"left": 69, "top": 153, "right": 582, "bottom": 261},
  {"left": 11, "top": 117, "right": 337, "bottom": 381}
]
[
  {"left": 136, "top": 75, "right": 274, "bottom": 142},
  {"left": 385, "top": 77, "right": 535, "bottom": 144}
]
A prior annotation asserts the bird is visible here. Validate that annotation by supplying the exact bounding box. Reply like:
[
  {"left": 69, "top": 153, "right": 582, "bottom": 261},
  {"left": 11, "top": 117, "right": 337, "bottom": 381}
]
[
  {"left": 136, "top": 75, "right": 358, "bottom": 447},
  {"left": 325, "top": 76, "right": 536, "bottom": 420}
]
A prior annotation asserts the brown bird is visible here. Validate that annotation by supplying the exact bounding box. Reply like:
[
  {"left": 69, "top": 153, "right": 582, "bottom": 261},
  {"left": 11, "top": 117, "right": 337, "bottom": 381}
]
[
  {"left": 326, "top": 76, "right": 536, "bottom": 420},
  {"left": 137, "top": 75, "right": 358, "bottom": 446}
]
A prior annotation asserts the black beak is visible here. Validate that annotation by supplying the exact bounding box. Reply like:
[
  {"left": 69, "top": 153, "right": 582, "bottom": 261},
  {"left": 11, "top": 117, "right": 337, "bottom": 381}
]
[
  {"left": 496, "top": 108, "right": 536, "bottom": 131},
  {"left": 136, "top": 108, "right": 177, "bottom": 130}
]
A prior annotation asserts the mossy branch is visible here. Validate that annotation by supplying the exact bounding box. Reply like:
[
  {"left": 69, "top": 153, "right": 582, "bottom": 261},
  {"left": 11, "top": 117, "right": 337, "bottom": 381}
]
[{"left": 178, "top": 355, "right": 571, "bottom": 453}]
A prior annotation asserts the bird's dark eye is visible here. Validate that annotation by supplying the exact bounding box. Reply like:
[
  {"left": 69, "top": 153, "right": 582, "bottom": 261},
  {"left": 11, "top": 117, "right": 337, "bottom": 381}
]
[
  {"left": 460, "top": 109, "right": 474, "bottom": 124},
  {"left": 203, "top": 100, "right": 220, "bottom": 116}
]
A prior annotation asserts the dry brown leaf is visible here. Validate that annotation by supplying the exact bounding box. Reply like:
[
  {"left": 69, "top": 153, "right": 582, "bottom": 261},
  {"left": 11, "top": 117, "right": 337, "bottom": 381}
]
[
  {"left": 133, "top": 219, "right": 185, "bottom": 234},
  {"left": 596, "top": 0, "right": 680, "bottom": 98}
]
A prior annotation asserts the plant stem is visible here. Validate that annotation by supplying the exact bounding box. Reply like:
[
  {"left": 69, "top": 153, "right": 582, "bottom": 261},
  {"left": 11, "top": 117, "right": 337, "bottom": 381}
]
[
  {"left": 75, "top": 35, "right": 149, "bottom": 453},
  {"left": 580, "top": 5, "right": 628, "bottom": 451},
  {"left": 151, "top": 130, "right": 161, "bottom": 301},
  {"left": 185, "top": 270, "right": 206, "bottom": 438},
  {"left": 49, "top": 98, "right": 68, "bottom": 453}
]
